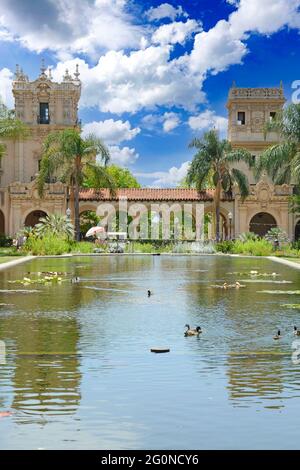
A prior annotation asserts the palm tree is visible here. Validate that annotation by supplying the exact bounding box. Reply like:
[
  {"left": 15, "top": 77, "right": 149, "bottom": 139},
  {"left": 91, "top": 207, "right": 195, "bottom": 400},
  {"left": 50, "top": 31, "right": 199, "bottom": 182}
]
[
  {"left": 187, "top": 130, "right": 254, "bottom": 241},
  {"left": 256, "top": 103, "right": 300, "bottom": 184},
  {"left": 35, "top": 214, "right": 74, "bottom": 239},
  {"left": 38, "top": 129, "right": 115, "bottom": 241}
]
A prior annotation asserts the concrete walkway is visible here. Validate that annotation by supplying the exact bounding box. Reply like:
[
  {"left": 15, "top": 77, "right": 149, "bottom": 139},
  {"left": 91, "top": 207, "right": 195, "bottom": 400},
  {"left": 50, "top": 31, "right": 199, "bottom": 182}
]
[
  {"left": 268, "top": 256, "right": 300, "bottom": 270},
  {"left": 0, "top": 255, "right": 34, "bottom": 271}
]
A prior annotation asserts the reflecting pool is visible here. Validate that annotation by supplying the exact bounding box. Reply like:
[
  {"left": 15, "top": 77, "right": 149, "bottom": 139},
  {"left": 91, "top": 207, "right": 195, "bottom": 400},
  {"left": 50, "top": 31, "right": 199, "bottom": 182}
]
[{"left": 0, "top": 255, "right": 300, "bottom": 449}]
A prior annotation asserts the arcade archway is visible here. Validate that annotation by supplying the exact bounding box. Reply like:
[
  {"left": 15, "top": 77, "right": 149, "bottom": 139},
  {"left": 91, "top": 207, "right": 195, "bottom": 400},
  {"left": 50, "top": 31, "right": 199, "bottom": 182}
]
[
  {"left": 0, "top": 210, "right": 4, "bottom": 234},
  {"left": 249, "top": 212, "right": 277, "bottom": 237},
  {"left": 295, "top": 220, "right": 300, "bottom": 241},
  {"left": 24, "top": 210, "right": 48, "bottom": 227}
]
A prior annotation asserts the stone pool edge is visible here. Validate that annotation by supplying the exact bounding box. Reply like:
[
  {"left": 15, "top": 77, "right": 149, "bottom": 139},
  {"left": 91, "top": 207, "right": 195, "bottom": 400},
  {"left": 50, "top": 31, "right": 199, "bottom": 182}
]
[
  {"left": 267, "top": 256, "right": 300, "bottom": 270},
  {"left": 0, "top": 255, "right": 35, "bottom": 271}
]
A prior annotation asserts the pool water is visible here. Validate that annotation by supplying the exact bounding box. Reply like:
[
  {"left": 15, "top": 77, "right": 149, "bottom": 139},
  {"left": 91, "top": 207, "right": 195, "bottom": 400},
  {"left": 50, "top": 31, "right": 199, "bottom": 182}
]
[{"left": 0, "top": 255, "right": 300, "bottom": 449}]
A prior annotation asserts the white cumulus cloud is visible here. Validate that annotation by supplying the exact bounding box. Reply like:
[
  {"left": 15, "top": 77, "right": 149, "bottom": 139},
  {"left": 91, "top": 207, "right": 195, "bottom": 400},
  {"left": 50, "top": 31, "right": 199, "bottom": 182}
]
[
  {"left": 145, "top": 3, "right": 188, "bottom": 22},
  {"left": 189, "top": 20, "right": 247, "bottom": 75},
  {"left": 189, "top": 0, "right": 300, "bottom": 75},
  {"left": 162, "top": 112, "right": 181, "bottom": 132},
  {"left": 135, "top": 161, "right": 190, "bottom": 187},
  {"left": 152, "top": 19, "right": 201, "bottom": 45},
  {"left": 0, "top": 68, "right": 14, "bottom": 108},
  {"left": 109, "top": 145, "right": 139, "bottom": 166},
  {"left": 51, "top": 48, "right": 205, "bottom": 114},
  {"left": 0, "top": 0, "right": 143, "bottom": 57},
  {"left": 188, "top": 110, "right": 228, "bottom": 136},
  {"left": 82, "top": 119, "right": 140, "bottom": 145}
]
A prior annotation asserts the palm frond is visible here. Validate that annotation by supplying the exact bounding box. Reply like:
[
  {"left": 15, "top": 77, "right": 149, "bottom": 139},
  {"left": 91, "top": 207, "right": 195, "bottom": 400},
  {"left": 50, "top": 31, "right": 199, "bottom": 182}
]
[
  {"left": 84, "top": 162, "right": 116, "bottom": 196},
  {"left": 231, "top": 168, "right": 250, "bottom": 200},
  {"left": 83, "top": 134, "right": 111, "bottom": 165},
  {"left": 226, "top": 148, "right": 254, "bottom": 168},
  {"left": 256, "top": 142, "right": 297, "bottom": 183}
]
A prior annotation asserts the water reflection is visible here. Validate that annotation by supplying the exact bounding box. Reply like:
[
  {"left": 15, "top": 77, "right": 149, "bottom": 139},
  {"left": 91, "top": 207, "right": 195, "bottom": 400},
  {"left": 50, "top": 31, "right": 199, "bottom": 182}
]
[
  {"left": 1, "top": 255, "right": 300, "bottom": 448},
  {"left": 226, "top": 353, "right": 285, "bottom": 408},
  {"left": 0, "top": 311, "right": 81, "bottom": 422}
]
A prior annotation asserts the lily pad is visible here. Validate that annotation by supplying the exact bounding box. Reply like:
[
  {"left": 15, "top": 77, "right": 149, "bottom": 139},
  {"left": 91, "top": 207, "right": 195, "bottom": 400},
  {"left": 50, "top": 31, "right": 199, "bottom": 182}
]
[{"left": 282, "top": 304, "right": 300, "bottom": 309}]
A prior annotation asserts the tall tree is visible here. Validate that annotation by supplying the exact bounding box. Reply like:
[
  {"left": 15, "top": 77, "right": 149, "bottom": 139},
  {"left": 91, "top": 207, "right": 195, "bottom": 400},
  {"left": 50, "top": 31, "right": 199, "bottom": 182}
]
[
  {"left": 83, "top": 163, "right": 141, "bottom": 188},
  {"left": 256, "top": 103, "right": 300, "bottom": 184},
  {"left": 38, "top": 129, "right": 115, "bottom": 241},
  {"left": 0, "top": 100, "right": 29, "bottom": 160},
  {"left": 187, "top": 130, "right": 253, "bottom": 241},
  {"left": 0, "top": 100, "right": 29, "bottom": 140}
]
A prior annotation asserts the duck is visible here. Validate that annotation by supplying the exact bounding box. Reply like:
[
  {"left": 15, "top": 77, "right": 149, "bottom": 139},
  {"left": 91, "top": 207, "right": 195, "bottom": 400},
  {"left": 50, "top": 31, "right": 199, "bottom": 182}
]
[
  {"left": 222, "top": 282, "right": 229, "bottom": 289},
  {"left": 71, "top": 276, "right": 80, "bottom": 283},
  {"left": 184, "top": 324, "right": 202, "bottom": 336},
  {"left": 273, "top": 330, "right": 281, "bottom": 340},
  {"left": 294, "top": 326, "right": 300, "bottom": 336}
]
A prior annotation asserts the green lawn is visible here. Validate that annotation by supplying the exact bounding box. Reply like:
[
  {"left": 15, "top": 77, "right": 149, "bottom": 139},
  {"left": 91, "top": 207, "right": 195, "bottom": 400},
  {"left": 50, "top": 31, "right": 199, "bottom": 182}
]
[{"left": 0, "top": 247, "right": 24, "bottom": 262}]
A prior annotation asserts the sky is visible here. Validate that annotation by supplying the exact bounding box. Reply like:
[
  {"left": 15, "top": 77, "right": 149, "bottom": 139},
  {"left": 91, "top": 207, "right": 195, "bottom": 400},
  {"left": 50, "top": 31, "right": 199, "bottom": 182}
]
[{"left": 0, "top": 0, "right": 299, "bottom": 187}]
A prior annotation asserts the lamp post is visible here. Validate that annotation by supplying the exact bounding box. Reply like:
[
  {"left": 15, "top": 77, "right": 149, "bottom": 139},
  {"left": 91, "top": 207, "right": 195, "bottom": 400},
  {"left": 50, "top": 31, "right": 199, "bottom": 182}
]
[{"left": 228, "top": 212, "right": 233, "bottom": 240}]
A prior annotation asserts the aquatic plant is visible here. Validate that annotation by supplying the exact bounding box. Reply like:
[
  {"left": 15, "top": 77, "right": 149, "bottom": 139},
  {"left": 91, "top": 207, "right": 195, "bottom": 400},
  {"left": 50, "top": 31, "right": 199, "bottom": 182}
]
[{"left": 282, "top": 304, "right": 300, "bottom": 309}]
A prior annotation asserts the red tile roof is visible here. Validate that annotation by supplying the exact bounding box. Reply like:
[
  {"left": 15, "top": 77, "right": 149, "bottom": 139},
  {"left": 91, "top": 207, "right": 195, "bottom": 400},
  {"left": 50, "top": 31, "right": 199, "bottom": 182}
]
[{"left": 79, "top": 188, "right": 233, "bottom": 201}]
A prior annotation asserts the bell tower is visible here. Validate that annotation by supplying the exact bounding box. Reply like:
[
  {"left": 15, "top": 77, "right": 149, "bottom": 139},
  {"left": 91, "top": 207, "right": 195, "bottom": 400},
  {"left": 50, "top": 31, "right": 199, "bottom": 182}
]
[
  {"left": 7, "top": 61, "right": 81, "bottom": 185},
  {"left": 226, "top": 82, "right": 286, "bottom": 185}
]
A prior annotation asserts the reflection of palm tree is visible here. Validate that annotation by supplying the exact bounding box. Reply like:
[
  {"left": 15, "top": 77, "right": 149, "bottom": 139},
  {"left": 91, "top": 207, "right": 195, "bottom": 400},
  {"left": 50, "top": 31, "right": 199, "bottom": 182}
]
[
  {"left": 226, "top": 354, "right": 285, "bottom": 408},
  {"left": 0, "top": 312, "right": 82, "bottom": 421}
]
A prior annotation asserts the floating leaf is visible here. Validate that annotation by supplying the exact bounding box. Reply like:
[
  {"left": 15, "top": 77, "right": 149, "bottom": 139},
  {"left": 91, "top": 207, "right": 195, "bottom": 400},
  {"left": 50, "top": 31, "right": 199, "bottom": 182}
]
[{"left": 282, "top": 304, "right": 300, "bottom": 309}]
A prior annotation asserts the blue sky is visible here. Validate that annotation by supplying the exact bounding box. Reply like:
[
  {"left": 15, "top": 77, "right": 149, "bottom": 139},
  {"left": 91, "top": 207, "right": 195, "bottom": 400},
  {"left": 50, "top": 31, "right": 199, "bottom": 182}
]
[{"left": 0, "top": 0, "right": 299, "bottom": 187}]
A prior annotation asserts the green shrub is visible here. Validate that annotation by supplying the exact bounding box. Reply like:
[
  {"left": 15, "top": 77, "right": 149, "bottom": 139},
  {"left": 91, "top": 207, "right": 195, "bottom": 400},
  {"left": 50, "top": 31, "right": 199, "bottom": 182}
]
[
  {"left": 23, "top": 235, "right": 71, "bottom": 255},
  {"left": 265, "top": 227, "right": 289, "bottom": 247},
  {"left": 232, "top": 239, "right": 273, "bottom": 256},
  {"left": 238, "top": 231, "right": 259, "bottom": 242},
  {"left": 215, "top": 240, "right": 235, "bottom": 253},
  {"left": 70, "top": 241, "right": 94, "bottom": 253},
  {"left": 126, "top": 242, "right": 155, "bottom": 253},
  {"left": 0, "top": 234, "right": 13, "bottom": 247},
  {"left": 292, "top": 240, "right": 300, "bottom": 251}
]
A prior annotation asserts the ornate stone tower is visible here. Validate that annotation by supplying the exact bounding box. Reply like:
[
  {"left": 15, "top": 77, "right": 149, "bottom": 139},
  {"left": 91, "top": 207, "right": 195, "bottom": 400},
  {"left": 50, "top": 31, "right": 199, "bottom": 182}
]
[
  {"left": 227, "top": 84, "right": 296, "bottom": 239},
  {"left": 0, "top": 63, "right": 81, "bottom": 235},
  {"left": 227, "top": 83, "right": 285, "bottom": 181}
]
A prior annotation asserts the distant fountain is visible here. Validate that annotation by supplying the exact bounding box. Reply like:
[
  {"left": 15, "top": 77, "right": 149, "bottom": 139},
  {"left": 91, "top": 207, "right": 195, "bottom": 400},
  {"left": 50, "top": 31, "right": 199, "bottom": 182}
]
[{"left": 172, "top": 241, "right": 216, "bottom": 254}]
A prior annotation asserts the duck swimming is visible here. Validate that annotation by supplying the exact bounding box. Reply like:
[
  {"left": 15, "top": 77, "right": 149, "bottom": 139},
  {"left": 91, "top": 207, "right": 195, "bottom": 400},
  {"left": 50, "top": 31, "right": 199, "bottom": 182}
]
[
  {"left": 273, "top": 330, "right": 281, "bottom": 340},
  {"left": 294, "top": 326, "right": 300, "bottom": 336},
  {"left": 184, "top": 324, "right": 202, "bottom": 336}
]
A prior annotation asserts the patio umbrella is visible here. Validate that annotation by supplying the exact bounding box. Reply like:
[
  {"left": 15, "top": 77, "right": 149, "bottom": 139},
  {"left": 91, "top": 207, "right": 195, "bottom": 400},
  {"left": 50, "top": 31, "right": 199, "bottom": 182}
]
[{"left": 85, "top": 226, "right": 105, "bottom": 238}]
